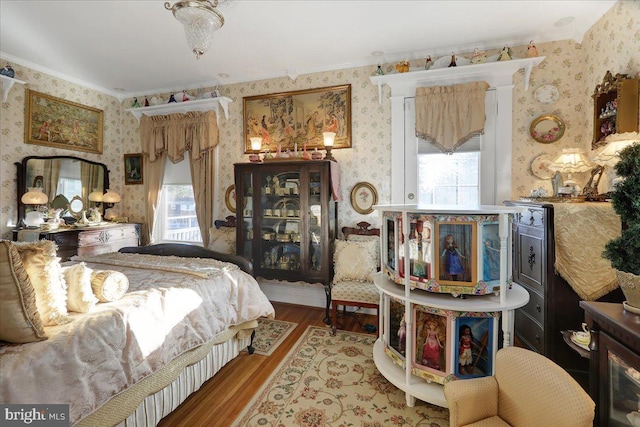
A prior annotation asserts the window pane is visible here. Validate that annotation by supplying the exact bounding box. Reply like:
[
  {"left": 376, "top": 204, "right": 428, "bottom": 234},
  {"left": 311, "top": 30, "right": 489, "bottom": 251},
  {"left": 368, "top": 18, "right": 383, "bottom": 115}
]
[
  {"left": 160, "top": 184, "right": 202, "bottom": 243},
  {"left": 418, "top": 152, "right": 479, "bottom": 205}
]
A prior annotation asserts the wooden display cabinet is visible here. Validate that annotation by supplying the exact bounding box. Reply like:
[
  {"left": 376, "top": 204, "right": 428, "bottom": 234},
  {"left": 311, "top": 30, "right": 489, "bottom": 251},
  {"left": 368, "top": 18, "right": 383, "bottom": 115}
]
[
  {"left": 234, "top": 160, "right": 338, "bottom": 290},
  {"left": 592, "top": 71, "right": 639, "bottom": 149}
]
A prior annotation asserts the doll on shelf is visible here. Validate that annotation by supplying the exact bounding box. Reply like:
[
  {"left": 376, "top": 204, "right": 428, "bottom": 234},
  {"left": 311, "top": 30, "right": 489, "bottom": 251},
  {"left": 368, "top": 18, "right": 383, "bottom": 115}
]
[{"left": 441, "top": 234, "right": 465, "bottom": 281}]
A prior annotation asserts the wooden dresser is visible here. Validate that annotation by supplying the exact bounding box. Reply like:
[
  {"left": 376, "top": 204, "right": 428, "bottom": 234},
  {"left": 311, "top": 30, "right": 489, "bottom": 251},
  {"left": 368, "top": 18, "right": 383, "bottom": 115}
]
[
  {"left": 13, "top": 223, "right": 141, "bottom": 261},
  {"left": 505, "top": 201, "right": 623, "bottom": 388}
]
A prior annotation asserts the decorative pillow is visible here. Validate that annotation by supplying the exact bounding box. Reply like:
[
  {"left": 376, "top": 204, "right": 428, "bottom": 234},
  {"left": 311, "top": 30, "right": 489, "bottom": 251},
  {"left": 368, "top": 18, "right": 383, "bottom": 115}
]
[
  {"left": 91, "top": 270, "right": 129, "bottom": 302},
  {"left": 0, "top": 241, "right": 47, "bottom": 343},
  {"left": 62, "top": 262, "right": 98, "bottom": 313},
  {"left": 333, "top": 239, "right": 378, "bottom": 283},
  {"left": 208, "top": 227, "right": 236, "bottom": 254},
  {"left": 13, "top": 240, "right": 70, "bottom": 326},
  {"left": 346, "top": 234, "right": 380, "bottom": 268}
]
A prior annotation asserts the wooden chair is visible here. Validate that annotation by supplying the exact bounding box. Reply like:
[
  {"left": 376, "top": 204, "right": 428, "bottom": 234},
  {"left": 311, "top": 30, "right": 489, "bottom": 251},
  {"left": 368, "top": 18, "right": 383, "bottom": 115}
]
[{"left": 330, "top": 222, "right": 380, "bottom": 335}]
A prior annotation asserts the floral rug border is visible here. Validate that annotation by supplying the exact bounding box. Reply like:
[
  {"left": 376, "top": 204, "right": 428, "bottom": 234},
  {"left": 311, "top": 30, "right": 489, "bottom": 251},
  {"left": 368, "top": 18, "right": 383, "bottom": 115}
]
[{"left": 253, "top": 318, "right": 298, "bottom": 356}]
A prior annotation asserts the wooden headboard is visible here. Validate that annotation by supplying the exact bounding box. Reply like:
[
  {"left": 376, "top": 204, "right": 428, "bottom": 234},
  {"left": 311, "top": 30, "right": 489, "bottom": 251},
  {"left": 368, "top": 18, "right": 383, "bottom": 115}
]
[{"left": 342, "top": 221, "right": 380, "bottom": 238}]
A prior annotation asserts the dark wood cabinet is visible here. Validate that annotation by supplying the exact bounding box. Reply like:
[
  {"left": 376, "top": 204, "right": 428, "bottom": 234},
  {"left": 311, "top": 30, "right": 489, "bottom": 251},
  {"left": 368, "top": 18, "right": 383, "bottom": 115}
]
[
  {"left": 505, "top": 201, "right": 623, "bottom": 388},
  {"left": 581, "top": 301, "right": 640, "bottom": 427},
  {"left": 592, "top": 71, "right": 639, "bottom": 148},
  {"left": 234, "top": 160, "right": 338, "bottom": 289},
  {"left": 13, "top": 223, "right": 141, "bottom": 261}
]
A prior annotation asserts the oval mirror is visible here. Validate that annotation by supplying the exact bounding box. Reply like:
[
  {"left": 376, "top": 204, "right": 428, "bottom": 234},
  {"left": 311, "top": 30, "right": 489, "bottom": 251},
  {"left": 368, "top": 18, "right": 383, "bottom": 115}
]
[
  {"left": 529, "top": 114, "right": 566, "bottom": 144},
  {"left": 68, "top": 196, "right": 84, "bottom": 219}
]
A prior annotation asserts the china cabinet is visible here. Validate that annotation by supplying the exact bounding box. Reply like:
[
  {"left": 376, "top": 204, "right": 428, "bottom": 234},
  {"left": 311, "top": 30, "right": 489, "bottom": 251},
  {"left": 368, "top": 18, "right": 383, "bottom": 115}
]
[
  {"left": 372, "top": 204, "right": 529, "bottom": 408},
  {"left": 234, "top": 160, "right": 338, "bottom": 290},
  {"left": 592, "top": 71, "right": 639, "bottom": 148}
]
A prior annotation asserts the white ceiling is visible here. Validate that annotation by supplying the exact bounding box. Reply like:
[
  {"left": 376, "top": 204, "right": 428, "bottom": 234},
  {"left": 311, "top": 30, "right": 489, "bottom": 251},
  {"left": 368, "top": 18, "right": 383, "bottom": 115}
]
[{"left": 0, "top": 0, "right": 616, "bottom": 100}]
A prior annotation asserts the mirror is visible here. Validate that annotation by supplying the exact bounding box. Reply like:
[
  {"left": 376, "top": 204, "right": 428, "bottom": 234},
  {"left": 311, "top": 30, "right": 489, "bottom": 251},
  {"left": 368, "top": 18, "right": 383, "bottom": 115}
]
[
  {"left": 529, "top": 114, "right": 566, "bottom": 144},
  {"left": 16, "top": 155, "right": 110, "bottom": 223},
  {"left": 68, "top": 196, "right": 85, "bottom": 219}
]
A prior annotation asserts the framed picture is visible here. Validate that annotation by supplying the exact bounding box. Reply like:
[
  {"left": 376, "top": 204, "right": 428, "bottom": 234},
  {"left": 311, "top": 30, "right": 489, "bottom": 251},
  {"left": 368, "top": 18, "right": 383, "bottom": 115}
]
[
  {"left": 435, "top": 221, "right": 478, "bottom": 286},
  {"left": 386, "top": 297, "right": 406, "bottom": 362},
  {"left": 225, "top": 184, "right": 236, "bottom": 213},
  {"left": 243, "top": 84, "right": 351, "bottom": 153},
  {"left": 454, "top": 316, "right": 495, "bottom": 378},
  {"left": 412, "top": 305, "right": 450, "bottom": 382},
  {"left": 25, "top": 89, "right": 104, "bottom": 154},
  {"left": 124, "top": 153, "right": 143, "bottom": 185},
  {"left": 480, "top": 221, "right": 501, "bottom": 283},
  {"left": 350, "top": 182, "right": 378, "bottom": 214}
]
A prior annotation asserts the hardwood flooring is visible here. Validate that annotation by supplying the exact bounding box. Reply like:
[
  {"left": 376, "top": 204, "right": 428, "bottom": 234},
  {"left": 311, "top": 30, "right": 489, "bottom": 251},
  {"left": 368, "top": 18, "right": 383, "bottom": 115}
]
[{"left": 158, "top": 302, "right": 377, "bottom": 427}]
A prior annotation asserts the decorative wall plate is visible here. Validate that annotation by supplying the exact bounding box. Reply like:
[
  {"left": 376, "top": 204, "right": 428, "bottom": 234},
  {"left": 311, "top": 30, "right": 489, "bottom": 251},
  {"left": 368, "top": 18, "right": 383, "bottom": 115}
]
[
  {"left": 534, "top": 84, "right": 560, "bottom": 105},
  {"left": 350, "top": 182, "right": 378, "bottom": 214},
  {"left": 530, "top": 154, "right": 555, "bottom": 179},
  {"left": 225, "top": 184, "right": 236, "bottom": 213}
]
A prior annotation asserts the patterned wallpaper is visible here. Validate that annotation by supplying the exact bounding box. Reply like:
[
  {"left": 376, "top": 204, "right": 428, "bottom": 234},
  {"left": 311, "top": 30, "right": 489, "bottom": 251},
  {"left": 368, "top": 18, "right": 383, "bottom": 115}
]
[{"left": 1, "top": 0, "right": 637, "bottom": 240}]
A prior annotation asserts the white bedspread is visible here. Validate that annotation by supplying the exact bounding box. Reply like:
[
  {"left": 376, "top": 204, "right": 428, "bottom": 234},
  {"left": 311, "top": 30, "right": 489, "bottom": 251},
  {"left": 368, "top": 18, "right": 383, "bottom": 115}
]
[{"left": 0, "top": 253, "right": 275, "bottom": 425}]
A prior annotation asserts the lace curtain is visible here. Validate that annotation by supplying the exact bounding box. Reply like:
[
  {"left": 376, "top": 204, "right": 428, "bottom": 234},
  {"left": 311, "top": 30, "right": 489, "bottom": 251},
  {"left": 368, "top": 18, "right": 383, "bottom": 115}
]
[
  {"left": 140, "top": 111, "right": 219, "bottom": 246},
  {"left": 415, "top": 81, "right": 489, "bottom": 153}
]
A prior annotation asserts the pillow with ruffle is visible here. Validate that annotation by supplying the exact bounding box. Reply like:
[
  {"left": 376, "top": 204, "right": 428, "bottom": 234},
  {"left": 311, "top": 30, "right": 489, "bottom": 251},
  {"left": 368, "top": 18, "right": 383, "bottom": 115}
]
[
  {"left": 91, "top": 270, "right": 129, "bottom": 302},
  {"left": 62, "top": 262, "right": 98, "bottom": 313},
  {"left": 208, "top": 227, "right": 236, "bottom": 254},
  {"left": 13, "top": 240, "right": 70, "bottom": 326},
  {"left": 333, "top": 239, "right": 378, "bottom": 283},
  {"left": 0, "top": 240, "right": 47, "bottom": 343},
  {"left": 346, "top": 234, "right": 380, "bottom": 269}
]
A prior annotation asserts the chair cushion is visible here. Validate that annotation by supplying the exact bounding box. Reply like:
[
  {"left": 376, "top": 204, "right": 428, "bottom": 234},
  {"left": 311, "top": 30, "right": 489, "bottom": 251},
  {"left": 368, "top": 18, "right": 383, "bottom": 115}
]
[
  {"left": 331, "top": 280, "right": 379, "bottom": 304},
  {"left": 208, "top": 227, "right": 236, "bottom": 254},
  {"left": 464, "top": 416, "right": 510, "bottom": 427},
  {"left": 333, "top": 239, "right": 377, "bottom": 283},
  {"left": 346, "top": 234, "right": 380, "bottom": 268}
]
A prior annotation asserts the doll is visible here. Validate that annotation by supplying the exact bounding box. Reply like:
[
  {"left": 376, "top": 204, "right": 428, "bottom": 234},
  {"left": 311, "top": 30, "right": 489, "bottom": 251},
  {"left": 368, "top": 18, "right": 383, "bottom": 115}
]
[
  {"left": 441, "top": 234, "right": 465, "bottom": 281},
  {"left": 422, "top": 320, "right": 443, "bottom": 369}
]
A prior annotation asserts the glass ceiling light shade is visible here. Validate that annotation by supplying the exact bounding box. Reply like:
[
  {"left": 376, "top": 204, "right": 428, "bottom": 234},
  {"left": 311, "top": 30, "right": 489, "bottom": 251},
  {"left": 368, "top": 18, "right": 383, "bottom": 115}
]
[
  {"left": 21, "top": 187, "right": 48, "bottom": 205},
  {"left": 591, "top": 132, "right": 640, "bottom": 167},
  {"left": 165, "top": 0, "right": 224, "bottom": 59}
]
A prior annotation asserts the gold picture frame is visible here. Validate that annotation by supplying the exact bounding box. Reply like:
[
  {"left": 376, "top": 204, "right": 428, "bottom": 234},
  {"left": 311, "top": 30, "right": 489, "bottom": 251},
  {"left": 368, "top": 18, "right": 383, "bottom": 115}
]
[
  {"left": 350, "top": 182, "right": 378, "bottom": 215},
  {"left": 25, "top": 89, "right": 104, "bottom": 154},
  {"left": 225, "top": 184, "right": 236, "bottom": 213},
  {"left": 243, "top": 84, "right": 351, "bottom": 153},
  {"left": 529, "top": 114, "right": 565, "bottom": 144}
]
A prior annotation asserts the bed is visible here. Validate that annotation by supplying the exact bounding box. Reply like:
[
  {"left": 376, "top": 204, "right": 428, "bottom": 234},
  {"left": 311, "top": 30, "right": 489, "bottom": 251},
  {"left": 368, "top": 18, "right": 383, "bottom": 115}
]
[{"left": 0, "top": 241, "right": 274, "bottom": 427}]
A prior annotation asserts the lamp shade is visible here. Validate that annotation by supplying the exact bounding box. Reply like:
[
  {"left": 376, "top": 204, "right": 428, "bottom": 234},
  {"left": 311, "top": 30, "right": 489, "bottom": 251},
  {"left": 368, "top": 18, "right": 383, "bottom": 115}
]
[
  {"left": 548, "top": 148, "right": 594, "bottom": 173},
  {"left": 88, "top": 189, "right": 104, "bottom": 202},
  {"left": 250, "top": 137, "right": 262, "bottom": 152},
  {"left": 21, "top": 187, "right": 48, "bottom": 205},
  {"left": 102, "top": 190, "right": 121, "bottom": 204},
  {"left": 591, "top": 132, "right": 640, "bottom": 166},
  {"left": 323, "top": 132, "right": 336, "bottom": 147}
]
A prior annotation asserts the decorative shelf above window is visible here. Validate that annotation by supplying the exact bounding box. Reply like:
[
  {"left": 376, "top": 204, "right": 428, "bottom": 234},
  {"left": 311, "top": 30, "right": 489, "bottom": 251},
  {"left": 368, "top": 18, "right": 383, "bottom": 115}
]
[
  {"left": 370, "top": 56, "right": 545, "bottom": 103},
  {"left": 0, "top": 74, "right": 27, "bottom": 103},
  {"left": 126, "top": 96, "right": 232, "bottom": 124}
]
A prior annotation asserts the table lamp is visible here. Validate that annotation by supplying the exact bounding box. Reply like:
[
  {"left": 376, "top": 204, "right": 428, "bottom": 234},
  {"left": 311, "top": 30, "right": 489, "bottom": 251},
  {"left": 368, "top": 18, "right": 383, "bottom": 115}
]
[
  {"left": 21, "top": 187, "right": 49, "bottom": 227},
  {"left": 548, "top": 148, "right": 594, "bottom": 195},
  {"left": 102, "top": 189, "right": 121, "bottom": 221},
  {"left": 323, "top": 132, "right": 336, "bottom": 161},
  {"left": 89, "top": 189, "right": 104, "bottom": 206},
  {"left": 249, "top": 137, "right": 263, "bottom": 162}
]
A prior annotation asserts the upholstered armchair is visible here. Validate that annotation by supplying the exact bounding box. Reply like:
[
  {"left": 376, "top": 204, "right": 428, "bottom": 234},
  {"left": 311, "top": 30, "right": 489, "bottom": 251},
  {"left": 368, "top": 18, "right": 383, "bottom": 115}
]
[
  {"left": 330, "top": 223, "right": 380, "bottom": 335},
  {"left": 444, "top": 346, "right": 595, "bottom": 427}
]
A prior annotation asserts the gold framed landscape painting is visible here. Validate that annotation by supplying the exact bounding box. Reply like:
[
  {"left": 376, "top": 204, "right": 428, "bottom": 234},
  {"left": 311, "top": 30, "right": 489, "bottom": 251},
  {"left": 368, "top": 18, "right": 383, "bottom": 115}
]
[
  {"left": 243, "top": 84, "right": 351, "bottom": 153},
  {"left": 25, "top": 89, "right": 104, "bottom": 154}
]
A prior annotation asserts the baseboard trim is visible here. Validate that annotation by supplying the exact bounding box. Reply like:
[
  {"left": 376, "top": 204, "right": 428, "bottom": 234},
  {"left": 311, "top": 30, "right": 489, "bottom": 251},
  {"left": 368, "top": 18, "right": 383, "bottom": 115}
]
[{"left": 257, "top": 278, "right": 327, "bottom": 308}]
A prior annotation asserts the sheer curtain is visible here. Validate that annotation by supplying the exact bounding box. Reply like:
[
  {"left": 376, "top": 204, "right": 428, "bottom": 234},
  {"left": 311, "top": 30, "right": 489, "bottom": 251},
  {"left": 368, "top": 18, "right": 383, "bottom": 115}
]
[
  {"left": 415, "top": 81, "right": 489, "bottom": 153},
  {"left": 140, "top": 111, "right": 219, "bottom": 246}
]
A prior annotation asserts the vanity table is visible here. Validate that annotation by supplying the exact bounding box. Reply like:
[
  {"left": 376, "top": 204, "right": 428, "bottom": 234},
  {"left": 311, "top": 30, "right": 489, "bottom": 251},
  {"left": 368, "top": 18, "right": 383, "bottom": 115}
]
[{"left": 13, "top": 223, "right": 141, "bottom": 261}]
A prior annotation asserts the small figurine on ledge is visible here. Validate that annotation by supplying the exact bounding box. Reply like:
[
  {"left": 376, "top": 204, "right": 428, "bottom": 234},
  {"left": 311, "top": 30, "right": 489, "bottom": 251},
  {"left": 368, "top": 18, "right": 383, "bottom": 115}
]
[
  {"left": 0, "top": 63, "right": 15, "bottom": 78},
  {"left": 497, "top": 46, "right": 513, "bottom": 61},
  {"left": 526, "top": 40, "right": 539, "bottom": 58},
  {"left": 424, "top": 56, "right": 433, "bottom": 70},
  {"left": 375, "top": 64, "right": 384, "bottom": 75},
  {"left": 470, "top": 48, "right": 487, "bottom": 64},
  {"left": 395, "top": 60, "right": 410, "bottom": 73},
  {"left": 448, "top": 53, "right": 457, "bottom": 67},
  {"left": 131, "top": 97, "right": 140, "bottom": 108},
  {"left": 144, "top": 96, "right": 150, "bottom": 107},
  {"left": 167, "top": 92, "right": 177, "bottom": 103}
]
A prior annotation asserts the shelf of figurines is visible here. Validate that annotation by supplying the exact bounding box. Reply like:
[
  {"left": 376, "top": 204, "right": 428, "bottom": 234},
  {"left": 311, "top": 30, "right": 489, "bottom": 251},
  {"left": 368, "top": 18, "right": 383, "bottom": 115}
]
[
  {"left": 126, "top": 95, "right": 232, "bottom": 124},
  {"left": 369, "top": 55, "right": 545, "bottom": 103},
  {"left": 0, "top": 74, "right": 26, "bottom": 103}
]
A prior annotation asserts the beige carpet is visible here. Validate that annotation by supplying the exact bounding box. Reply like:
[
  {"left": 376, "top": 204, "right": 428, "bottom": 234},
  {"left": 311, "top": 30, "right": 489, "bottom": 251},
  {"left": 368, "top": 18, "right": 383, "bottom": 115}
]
[
  {"left": 251, "top": 318, "right": 298, "bottom": 356},
  {"left": 233, "top": 325, "right": 449, "bottom": 426}
]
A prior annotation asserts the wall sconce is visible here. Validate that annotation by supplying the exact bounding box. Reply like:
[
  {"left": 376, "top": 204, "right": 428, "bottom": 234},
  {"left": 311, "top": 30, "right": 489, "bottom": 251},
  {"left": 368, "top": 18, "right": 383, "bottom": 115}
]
[
  {"left": 548, "top": 148, "right": 594, "bottom": 195},
  {"left": 21, "top": 187, "right": 48, "bottom": 227},
  {"left": 102, "top": 189, "right": 121, "bottom": 221},
  {"left": 249, "top": 137, "right": 263, "bottom": 162},
  {"left": 323, "top": 132, "right": 336, "bottom": 161}
]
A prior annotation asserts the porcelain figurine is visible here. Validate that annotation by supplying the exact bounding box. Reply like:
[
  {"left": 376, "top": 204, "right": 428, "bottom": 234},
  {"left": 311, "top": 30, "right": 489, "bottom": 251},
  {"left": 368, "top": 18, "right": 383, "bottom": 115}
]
[
  {"left": 168, "top": 92, "right": 177, "bottom": 103},
  {"left": 526, "top": 40, "right": 539, "bottom": 58},
  {"left": 448, "top": 53, "right": 457, "bottom": 67},
  {"left": 395, "top": 60, "right": 410, "bottom": 73},
  {"left": 470, "top": 48, "right": 487, "bottom": 64},
  {"left": 144, "top": 96, "right": 150, "bottom": 107},
  {"left": 375, "top": 64, "right": 384, "bottom": 75},
  {"left": 131, "top": 97, "right": 140, "bottom": 108},
  {"left": 182, "top": 90, "right": 191, "bottom": 102},
  {"left": 497, "top": 46, "right": 513, "bottom": 61},
  {"left": 424, "top": 56, "right": 433, "bottom": 70},
  {"left": 0, "top": 63, "right": 15, "bottom": 78}
]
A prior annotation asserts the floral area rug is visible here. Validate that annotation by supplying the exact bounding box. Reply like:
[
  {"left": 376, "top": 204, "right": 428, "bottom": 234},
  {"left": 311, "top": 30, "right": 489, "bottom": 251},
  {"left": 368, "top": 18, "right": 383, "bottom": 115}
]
[
  {"left": 233, "top": 326, "right": 449, "bottom": 426},
  {"left": 252, "top": 318, "right": 298, "bottom": 356}
]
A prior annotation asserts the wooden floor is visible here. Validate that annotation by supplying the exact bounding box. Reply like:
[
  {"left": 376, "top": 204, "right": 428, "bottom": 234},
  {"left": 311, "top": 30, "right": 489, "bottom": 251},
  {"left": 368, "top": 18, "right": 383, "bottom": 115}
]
[{"left": 158, "top": 302, "right": 377, "bottom": 427}]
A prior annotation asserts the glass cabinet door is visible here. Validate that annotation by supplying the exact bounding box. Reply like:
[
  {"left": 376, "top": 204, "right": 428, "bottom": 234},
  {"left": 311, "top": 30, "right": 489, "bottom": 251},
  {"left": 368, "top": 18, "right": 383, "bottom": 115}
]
[
  {"left": 239, "top": 172, "right": 253, "bottom": 260},
  {"left": 308, "top": 169, "right": 323, "bottom": 273},
  {"left": 258, "top": 171, "right": 301, "bottom": 274}
]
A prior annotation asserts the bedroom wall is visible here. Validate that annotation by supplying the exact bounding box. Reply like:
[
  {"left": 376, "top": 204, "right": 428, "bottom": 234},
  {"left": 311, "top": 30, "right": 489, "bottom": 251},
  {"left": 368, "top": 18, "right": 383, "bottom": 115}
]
[{"left": 1, "top": 0, "right": 637, "bottom": 241}]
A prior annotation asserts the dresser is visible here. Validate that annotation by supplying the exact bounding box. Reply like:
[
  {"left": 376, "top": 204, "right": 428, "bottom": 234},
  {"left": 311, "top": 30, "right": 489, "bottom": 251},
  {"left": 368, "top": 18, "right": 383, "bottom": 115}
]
[
  {"left": 13, "top": 223, "right": 141, "bottom": 261},
  {"left": 505, "top": 201, "right": 623, "bottom": 388}
]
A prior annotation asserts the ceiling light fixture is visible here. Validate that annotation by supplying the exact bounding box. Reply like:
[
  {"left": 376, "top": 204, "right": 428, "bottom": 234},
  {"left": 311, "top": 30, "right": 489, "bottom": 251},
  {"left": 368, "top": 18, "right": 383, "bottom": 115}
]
[
  {"left": 554, "top": 16, "right": 575, "bottom": 27},
  {"left": 165, "top": 0, "right": 224, "bottom": 60}
]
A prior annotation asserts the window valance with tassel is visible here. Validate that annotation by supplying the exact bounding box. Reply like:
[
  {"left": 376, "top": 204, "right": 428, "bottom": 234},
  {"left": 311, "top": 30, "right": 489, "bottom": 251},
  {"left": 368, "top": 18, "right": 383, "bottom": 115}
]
[
  {"left": 415, "top": 81, "right": 489, "bottom": 153},
  {"left": 140, "top": 110, "right": 219, "bottom": 163}
]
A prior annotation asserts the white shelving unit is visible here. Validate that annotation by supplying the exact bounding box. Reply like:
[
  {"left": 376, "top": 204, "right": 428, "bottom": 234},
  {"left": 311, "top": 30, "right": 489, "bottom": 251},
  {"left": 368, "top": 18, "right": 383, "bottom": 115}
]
[
  {"left": 0, "top": 74, "right": 26, "bottom": 103},
  {"left": 372, "top": 204, "right": 530, "bottom": 408},
  {"left": 125, "top": 96, "right": 232, "bottom": 125}
]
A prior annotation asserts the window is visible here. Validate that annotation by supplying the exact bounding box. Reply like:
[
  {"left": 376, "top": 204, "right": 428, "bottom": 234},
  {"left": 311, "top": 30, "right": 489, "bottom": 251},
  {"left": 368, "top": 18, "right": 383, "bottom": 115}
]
[
  {"left": 418, "top": 152, "right": 480, "bottom": 205},
  {"left": 156, "top": 159, "right": 202, "bottom": 244}
]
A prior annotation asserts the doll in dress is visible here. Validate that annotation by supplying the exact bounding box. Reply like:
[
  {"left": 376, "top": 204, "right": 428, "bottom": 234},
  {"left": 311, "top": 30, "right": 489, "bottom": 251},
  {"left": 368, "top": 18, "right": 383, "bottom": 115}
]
[
  {"left": 441, "top": 234, "right": 465, "bottom": 281},
  {"left": 422, "top": 320, "right": 443, "bottom": 369},
  {"left": 458, "top": 324, "right": 479, "bottom": 375},
  {"left": 397, "top": 314, "right": 407, "bottom": 355}
]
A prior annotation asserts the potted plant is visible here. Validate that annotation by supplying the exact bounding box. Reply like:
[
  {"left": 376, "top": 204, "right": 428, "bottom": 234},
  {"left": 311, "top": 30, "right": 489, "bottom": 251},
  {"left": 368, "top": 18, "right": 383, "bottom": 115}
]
[{"left": 602, "top": 142, "right": 640, "bottom": 310}]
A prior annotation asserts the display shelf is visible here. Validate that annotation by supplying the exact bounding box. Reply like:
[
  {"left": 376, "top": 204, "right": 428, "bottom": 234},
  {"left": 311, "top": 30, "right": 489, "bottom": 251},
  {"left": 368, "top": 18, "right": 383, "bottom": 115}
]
[
  {"left": 373, "top": 339, "right": 447, "bottom": 408},
  {"left": 126, "top": 96, "right": 232, "bottom": 124},
  {"left": 370, "top": 56, "right": 545, "bottom": 103},
  {"left": 0, "top": 74, "right": 27, "bottom": 103}
]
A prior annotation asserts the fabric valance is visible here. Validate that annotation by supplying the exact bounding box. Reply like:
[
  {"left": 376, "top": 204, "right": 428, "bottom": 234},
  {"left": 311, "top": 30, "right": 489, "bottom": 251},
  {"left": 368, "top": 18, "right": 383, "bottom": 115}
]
[
  {"left": 415, "top": 81, "right": 489, "bottom": 153},
  {"left": 140, "top": 110, "right": 219, "bottom": 163}
]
